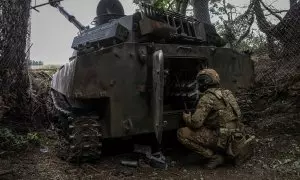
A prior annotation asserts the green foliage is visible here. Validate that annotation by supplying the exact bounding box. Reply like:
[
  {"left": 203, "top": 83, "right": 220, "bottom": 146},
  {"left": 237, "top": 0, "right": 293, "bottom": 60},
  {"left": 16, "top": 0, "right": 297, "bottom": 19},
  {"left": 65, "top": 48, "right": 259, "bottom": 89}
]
[
  {"left": 26, "top": 132, "right": 41, "bottom": 145},
  {"left": 209, "top": 0, "right": 266, "bottom": 51},
  {"left": 0, "top": 128, "right": 41, "bottom": 150},
  {"left": 153, "top": 0, "right": 172, "bottom": 9},
  {"left": 152, "top": 0, "right": 187, "bottom": 12}
]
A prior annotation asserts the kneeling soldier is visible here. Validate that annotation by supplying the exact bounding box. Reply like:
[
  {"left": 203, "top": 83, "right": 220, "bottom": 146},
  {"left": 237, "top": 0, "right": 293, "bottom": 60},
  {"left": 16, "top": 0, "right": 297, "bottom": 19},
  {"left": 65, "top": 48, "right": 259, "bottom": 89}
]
[{"left": 177, "top": 69, "right": 254, "bottom": 169}]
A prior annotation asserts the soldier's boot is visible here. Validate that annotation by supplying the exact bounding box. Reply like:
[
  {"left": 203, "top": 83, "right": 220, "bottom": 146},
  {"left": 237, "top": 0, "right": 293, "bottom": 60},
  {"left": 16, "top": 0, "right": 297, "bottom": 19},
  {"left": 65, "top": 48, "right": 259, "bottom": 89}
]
[{"left": 205, "top": 154, "right": 224, "bottom": 169}]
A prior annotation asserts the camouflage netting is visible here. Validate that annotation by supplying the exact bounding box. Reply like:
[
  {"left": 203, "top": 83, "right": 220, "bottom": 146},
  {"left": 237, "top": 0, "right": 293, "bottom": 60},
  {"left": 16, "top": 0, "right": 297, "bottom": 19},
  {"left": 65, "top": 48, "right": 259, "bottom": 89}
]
[
  {"left": 29, "top": 70, "right": 56, "bottom": 129},
  {"left": 237, "top": 1, "right": 300, "bottom": 135},
  {"left": 0, "top": 0, "right": 31, "bottom": 127}
]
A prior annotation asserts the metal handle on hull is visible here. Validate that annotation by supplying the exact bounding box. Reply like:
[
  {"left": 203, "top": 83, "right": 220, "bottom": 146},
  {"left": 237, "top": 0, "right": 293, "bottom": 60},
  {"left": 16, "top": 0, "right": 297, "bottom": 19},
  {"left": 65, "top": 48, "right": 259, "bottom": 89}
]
[{"left": 152, "top": 50, "right": 164, "bottom": 145}]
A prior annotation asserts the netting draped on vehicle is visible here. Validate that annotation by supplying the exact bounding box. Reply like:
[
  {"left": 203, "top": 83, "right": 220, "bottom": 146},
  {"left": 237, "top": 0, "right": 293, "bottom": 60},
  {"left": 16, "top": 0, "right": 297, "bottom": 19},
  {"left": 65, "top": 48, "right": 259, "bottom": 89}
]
[{"left": 0, "top": 0, "right": 31, "bottom": 123}]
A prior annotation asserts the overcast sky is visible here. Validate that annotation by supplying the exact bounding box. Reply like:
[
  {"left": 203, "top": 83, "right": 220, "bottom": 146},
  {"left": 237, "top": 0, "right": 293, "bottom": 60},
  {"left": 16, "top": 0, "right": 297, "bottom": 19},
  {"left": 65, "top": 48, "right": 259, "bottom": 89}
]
[{"left": 30, "top": 0, "right": 289, "bottom": 65}]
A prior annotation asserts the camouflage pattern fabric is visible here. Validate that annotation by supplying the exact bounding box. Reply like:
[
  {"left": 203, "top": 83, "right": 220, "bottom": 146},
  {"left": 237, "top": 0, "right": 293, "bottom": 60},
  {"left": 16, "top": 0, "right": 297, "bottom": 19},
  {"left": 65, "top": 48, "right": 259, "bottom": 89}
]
[
  {"left": 178, "top": 88, "right": 243, "bottom": 158},
  {"left": 177, "top": 126, "right": 217, "bottom": 158}
]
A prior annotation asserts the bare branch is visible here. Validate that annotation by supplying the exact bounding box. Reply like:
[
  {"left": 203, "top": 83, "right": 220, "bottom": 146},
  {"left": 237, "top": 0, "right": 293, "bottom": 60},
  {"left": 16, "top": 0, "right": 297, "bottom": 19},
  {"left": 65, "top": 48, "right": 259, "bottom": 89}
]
[
  {"left": 167, "top": 0, "right": 176, "bottom": 10},
  {"left": 180, "top": 0, "right": 189, "bottom": 15},
  {"left": 236, "top": 14, "right": 255, "bottom": 46},
  {"left": 222, "top": 0, "right": 231, "bottom": 21},
  {"left": 260, "top": 0, "right": 283, "bottom": 21},
  {"left": 234, "top": 0, "right": 254, "bottom": 23},
  {"left": 254, "top": 0, "right": 273, "bottom": 33},
  {"left": 253, "top": 0, "right": 277, "bottom": 56},
  {"left": 176, "top": 0, "right": 181, "bottom": 12},
  {"left": 265, "top": 9, "right": 288, "bottom": 16}
]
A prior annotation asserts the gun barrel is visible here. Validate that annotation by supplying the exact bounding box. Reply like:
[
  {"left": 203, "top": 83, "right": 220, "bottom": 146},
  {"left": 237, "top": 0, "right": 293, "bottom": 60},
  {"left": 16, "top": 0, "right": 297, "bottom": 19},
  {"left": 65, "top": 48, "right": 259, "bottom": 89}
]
[{"left": 53, "top": 3, "right": 86, "bottom": 31}]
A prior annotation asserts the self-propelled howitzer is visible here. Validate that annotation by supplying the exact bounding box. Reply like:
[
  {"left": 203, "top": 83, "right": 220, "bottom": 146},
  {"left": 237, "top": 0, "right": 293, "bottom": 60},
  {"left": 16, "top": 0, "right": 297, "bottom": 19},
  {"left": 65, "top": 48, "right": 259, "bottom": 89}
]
[{"left": 50, "top": 0, "right": 254, "bottom": 162}]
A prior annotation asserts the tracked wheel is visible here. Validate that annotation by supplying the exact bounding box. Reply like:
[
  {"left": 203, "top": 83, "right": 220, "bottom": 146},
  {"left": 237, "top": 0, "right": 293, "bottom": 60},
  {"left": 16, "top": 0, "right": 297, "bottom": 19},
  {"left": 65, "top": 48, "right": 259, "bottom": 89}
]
[
  {"left": 67, "top": 116, "right": 103, "bottom": 162},
  {"left": 55, "top": 116, "right": 103, "bottom": 163},
  {"left": 51, "top": 90, "right": 103, "bottom": 163}
]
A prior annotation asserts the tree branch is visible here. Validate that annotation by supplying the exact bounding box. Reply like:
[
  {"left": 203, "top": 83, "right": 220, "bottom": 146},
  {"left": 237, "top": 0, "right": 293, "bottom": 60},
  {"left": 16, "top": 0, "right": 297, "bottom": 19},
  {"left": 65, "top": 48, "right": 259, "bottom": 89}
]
[
  {"left": 180, "top": 0, "right": 189, "bottom": 15},
  {"left": 234, "top": 0, "right": 254, "bottom": 23},
  {"left": 260, "top": 0, "right": 283, "bottom": 21},
  {"left": 272, "top": 9, "right": 289, "bottom": 13},
  {"left": 253, "top": 0, "right": 277, "bottom": 57},
  {"left": 236, "top": 14, "right": 255, "bottom": 46},
  {"left": 167, "top": 0, "right": 176, "bottom": 10},
  {"left": 253, "top": 0, "right": 273, "bottom": 33},
  {"left": 222, "top": 0, "right": 231, "bottom": 21},
  {"left": 176, "top": 0, "right": 181, "bottom": 12},
  {"left": 265, "top": 9, "right": 288, "bottom": 16}
]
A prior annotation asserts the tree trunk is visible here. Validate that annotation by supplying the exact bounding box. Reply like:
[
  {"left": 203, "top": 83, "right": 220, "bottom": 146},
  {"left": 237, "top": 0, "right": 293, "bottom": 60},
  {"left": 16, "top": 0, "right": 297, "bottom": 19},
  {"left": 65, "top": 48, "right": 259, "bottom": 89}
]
[
  {"left": 191, "top": 0, "right": 211, "bottom": 24},
  {"left": 271, "top": 2, "right": 300, "bottom": 56},
  {"left": 180, "top": 0, "right": 189, "bottom": 15},
  {"left": 290, "top": 0, "right": 297, "bottom": 8},
  {"left": 0, "top": 0, "right": 31, "bottom": 122},
  {"left": 253, "top": 0, "right": 277, "bottom": 57}
]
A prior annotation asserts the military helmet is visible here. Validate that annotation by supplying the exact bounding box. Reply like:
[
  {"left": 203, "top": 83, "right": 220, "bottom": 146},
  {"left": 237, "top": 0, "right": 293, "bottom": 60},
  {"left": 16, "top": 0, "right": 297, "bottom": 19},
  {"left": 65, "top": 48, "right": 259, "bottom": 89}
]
[{"left": 196, "top": 68, "right": 220, "bottom": 86}]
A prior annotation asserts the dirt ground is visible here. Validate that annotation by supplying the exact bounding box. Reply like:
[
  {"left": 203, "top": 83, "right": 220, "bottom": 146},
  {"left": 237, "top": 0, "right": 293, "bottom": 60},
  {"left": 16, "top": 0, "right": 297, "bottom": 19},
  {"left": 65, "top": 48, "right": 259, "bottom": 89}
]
[{"left": 0, "top": 132, "right": 299, "bottom": 180}]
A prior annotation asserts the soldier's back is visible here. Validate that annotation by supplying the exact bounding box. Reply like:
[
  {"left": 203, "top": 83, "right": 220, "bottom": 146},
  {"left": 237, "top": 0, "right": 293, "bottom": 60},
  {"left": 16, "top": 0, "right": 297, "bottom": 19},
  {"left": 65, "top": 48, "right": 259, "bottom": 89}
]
[{"left": 202, "top": 88, "right": 241, "bottom": 129}]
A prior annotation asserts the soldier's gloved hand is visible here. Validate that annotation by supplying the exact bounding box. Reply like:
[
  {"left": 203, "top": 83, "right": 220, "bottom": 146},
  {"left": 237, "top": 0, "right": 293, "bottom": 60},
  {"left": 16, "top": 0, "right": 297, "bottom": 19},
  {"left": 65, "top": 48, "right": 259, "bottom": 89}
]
[{"left": 182, "top": 112, "right": 191, "bottom": 124}]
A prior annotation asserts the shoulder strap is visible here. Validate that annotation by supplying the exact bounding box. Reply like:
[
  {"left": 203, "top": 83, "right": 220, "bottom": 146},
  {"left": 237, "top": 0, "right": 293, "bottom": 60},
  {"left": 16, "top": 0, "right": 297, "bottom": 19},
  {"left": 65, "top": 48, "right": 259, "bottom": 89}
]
[
  {"left": 206, "top": 88, "right": 241, "bottom": 118},
  {"left": 206, "top": 88, "right": 223, "bottom": 100},
  {"left": 221, "top": 90, "right": 241, "bottom": 118}
]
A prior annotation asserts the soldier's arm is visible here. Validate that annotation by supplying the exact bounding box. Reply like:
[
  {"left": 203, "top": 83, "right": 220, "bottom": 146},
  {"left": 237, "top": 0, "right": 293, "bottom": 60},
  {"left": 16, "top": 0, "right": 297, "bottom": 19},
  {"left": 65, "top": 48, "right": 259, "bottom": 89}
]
[
  {"left": 224, "top": 90, "right": 242, "bottom": 119},
  {"left": 188, "top": 94, "right": 214, "bottom": 129}
]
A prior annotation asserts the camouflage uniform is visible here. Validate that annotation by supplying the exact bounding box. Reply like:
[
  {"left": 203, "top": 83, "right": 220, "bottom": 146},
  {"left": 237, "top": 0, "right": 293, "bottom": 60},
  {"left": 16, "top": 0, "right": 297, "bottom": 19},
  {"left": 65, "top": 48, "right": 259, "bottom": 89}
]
[{"left": 177, "top": 87, "right": 243, "bottom": 159}]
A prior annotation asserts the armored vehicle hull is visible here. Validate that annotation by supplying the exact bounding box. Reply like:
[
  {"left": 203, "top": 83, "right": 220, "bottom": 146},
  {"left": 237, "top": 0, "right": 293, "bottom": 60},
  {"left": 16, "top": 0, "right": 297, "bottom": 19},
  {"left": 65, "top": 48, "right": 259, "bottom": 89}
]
[
  {"left": 49, "top": 1, "right": 254, "bottom": 161},
  {"left": 52, "top": 42, "right": 253, "bottom": 138},
  {"left": 51, "top": 42, "right": 253, "bottom": 161}
]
